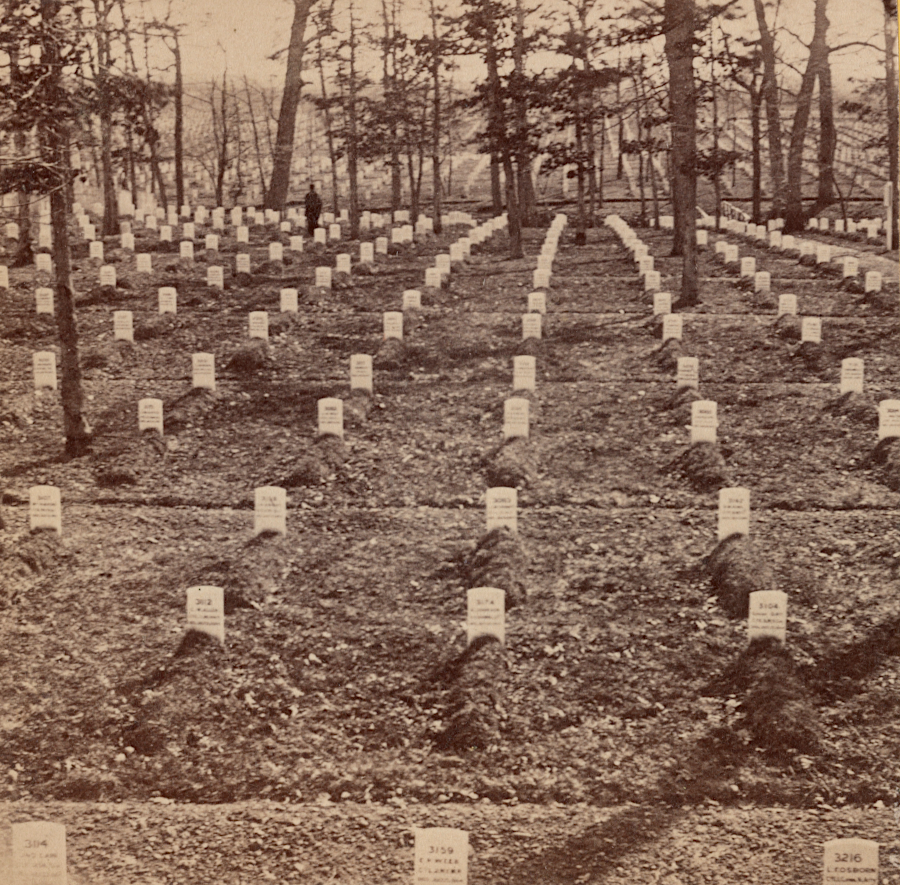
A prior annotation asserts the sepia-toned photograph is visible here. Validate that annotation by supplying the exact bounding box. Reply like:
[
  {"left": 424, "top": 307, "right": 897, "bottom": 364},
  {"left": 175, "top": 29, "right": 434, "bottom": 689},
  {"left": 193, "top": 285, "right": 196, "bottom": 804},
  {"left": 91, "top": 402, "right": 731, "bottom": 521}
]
[{"left": 0, "top": 0, "right": 898, "bottom": 881}]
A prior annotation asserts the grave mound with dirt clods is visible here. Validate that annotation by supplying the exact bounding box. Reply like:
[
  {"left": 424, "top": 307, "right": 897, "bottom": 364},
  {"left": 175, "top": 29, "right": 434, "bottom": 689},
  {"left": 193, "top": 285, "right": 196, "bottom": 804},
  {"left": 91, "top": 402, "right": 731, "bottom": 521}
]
[{"left": 707, "top": 533, "right": 776, "bottom": 618}]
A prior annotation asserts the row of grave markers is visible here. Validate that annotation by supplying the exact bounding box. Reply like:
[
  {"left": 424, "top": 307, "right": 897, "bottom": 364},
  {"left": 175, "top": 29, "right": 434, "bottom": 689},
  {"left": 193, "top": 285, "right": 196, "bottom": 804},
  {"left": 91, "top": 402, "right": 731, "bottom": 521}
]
[{"left": 6, "top": 819, "right": 880, "bottom": 884}]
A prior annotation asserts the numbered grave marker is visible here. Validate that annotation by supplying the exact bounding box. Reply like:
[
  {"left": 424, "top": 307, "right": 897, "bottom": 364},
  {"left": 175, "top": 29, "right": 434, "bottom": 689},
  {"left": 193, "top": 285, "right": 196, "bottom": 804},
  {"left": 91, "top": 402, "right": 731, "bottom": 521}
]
[
  {"left": 89, "top": 240, "right": 104, "bottom": 260},
  {"left": 159, "top": 225, "right": 173, "bottom": 242},
  {"left": 336, "top": 253, "right": 351, "bottom": 275},
  {"left": 315, "top": 266, "right": 332, "bottom": 289},
  {"left": 138, "top": 398, "right": 164, "bottom": 433},
  {"left": 113, "top": 310, "right": 134, "bottom": 342},
  {"left": 801, "top": 317, "right": 822, "bottom": 344},
  {"left": 180, "top": 241, "right": 194, "bottom": 260},
  {"left": 314, "top": 227, "right": 327, "bottom": 245},
  {"left": 207, "top": 266, "right": 224, "bottom": 288},
  {"left": 878, "top": 400, "right": 900, "bottom": 440},
  {"left": 723, "top": 245, "right": 739, "bottom": 264},
  {"left": 236, "top": 253, "right": 251, "bottom": 274},
  {"left": 522, "top": 313, "right": 542, "bottom": 340},
  {"left": 186, "top": 585, "right": 225, "bottom": 644},
  {"left": 99, "top": 265, "right": 116, "bottom": 287},
  {"left": 424, "top": 267, "right": 442, "bottom": 288},
  {"left": 486, "top": 487, "right": 517, "bottom": 533},
  {"left": 158, "top": 287, "right": 177, "bottom": 314},
  {"left": 182, "top": 222, "right": 195, "bottom": 240},
  {"left": 383, "top": 311, "right": 403, "bottom": 340},
  {"left": 718, "top": 487, "right": 750, "bottom": 541},
  {"left": 864, "top": 271, "right": 882, "bottom": 293},
  {"left": 205, "top": 234, "right": 219, "bottom": 251},
  {"left": 359, "top": 242, "right": 374, "bottom": 263},
  {"left": 269, "top": 242, "right": 284, "bottom": 262},
  {"left": 414, "top": 827, "right": 468, "bottom": 885},
  {"left": 35, "top": 288, "right": 54, "bottom": 314},
  {"left": 690, "top": 400, "right": 718, "bottom": 444},
  {"left": 248, "top": 311, "right": 269, "bottom": 340},
  {"left": 317, "top": 397, "right": 344, "bottom": 437},
  {"left": 12, "top": 820, "right": 67, "bottom": 885},
  {"left": 822, "top": 838, "right": 878, "bottom": 885},
  {"left": 816, "top": 243, "right": 832, "bottom": 264},
  {"left": 778, "top": 293, "right": 797, "bottom": 316},
  {"left": 527, "top": 291, "right": 546, "bottom": 314},
  {"left": 662, "top": 314, "right": 682, "bottom": 342},
  {"left": 842, "top": 256, "right": 859, "bottom": 278},
  {"left": 254, "top": 486, "right": 287, "bottom": 536},
  {"left": 740, "top": 256, "right": 756, "bottom": 277},
  {"left": 676, "top": 356, "right": 699, "bottom": 390},
  {"left": 653, "top": 291, "right": 671, "bottom": 315},
  {"left": 280, "top": 288, "right": 298, "bottom": 313},
  {"left": 236, "top": 225, "right": 249, "bottom": 244},
  {"left": 840, "top": 358, "right": 864, "bottom": 394},
  {"left": 467, "top": 587, "right": 505, "bottom": 645},
  {"left": 513, "top": 355, "right": 536, "bottom": 392},
  {"left": 748, "top": 590, "right": 787, "bottom": 643},
  {"left": 754, "top": 271, "right": 771, "bottom": 292},
  {"left": 192, "top": 352, "right": 215, "bottom": 390},
  {"left": 533, "top": 268, "right": 550, "bottom": 289},
  {"left": 29, "top": 485, "right": 62, "bottom": 535},
  {"left": 290, "top": 236, "right": 304, "bottom": 252},
  {"left": 503, "top": 397, "right": 529, "bottom": 439},
  {"left": 350, "top": 354, "right": 373, "bottom": 393},
  {"left": 33, "top": 351, "right": 57, "bottom": 390},
  {"left": 643, "top": 270, "right": 661, "bottom": 292},
  {"left": 402, "top": 289, "right": 421, "bottom": 309}
]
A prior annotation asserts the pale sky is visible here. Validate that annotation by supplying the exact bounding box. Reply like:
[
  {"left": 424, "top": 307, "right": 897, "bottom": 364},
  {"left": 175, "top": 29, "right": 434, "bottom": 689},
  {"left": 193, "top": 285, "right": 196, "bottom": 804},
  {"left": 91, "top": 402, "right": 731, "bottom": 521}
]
[{"left": 134, "top": 0, "right": 891, "bottom": 94}]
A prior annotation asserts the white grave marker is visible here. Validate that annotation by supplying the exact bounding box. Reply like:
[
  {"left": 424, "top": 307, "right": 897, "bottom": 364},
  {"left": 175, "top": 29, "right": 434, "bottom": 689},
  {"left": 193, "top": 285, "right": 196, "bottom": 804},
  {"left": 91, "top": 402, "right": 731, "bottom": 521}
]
[
  {"left": 839, "top": 358, "right": 864, "bottom": 394},
  {"left": 375, "top": 236, "right": 388, "bottom": 254},
  {"left": 207, "top": 266, "right": 224, "bottom": 288},
  {"left": 180, "top": 241, "right": 194, "bottom": 260},
  {"left": 158, "top": 287, "right": 177, "bottom": 314},
  {"left": 527, "top": 291, "right": 546, "bottom": 314},
  {"left": 99, "top": 265, "right": 116, "bottom": 287},
  {"left": 248, "top": 311, "right": 269, "bottom": 340},
  {"left": 842, "top": 256, "right": 859, "bottom": 278},
  {"left": 754, "top": 272, "right": 771, "bottom": 292},
  {"left": 205, "top": 234, "right": 219, "bottom": 251},
  {"left": 35, "top": 288, "right": 54, "bottom": 314},
  {"left": 383, "top": 311, "right": 403, "bottom": 340},
  {"left": 414, "top": 828, "right": 468, "bottom": 885},
  {"left": 748, "top": 590, "right": 788, "bottom": 642},
  {"left": 182, "top": 222, "right": 195, "bottom": 240},
  {"left": 425, "top": 267, "right": 442, "bottom": 288},
  {"left": 317, "top": 397, "right": 344, "bottom": 437},
  {"left": 522, "top": 314, "right": 542, "bottom": 340},
  {"left": 662, "top": 314, "right": 683, "bottom": 341},
  {"left": 690, "top": 400, "right": 718, "bottom": 444},
  {"left": 360, "top": 242, "right": 374, "bottom": 263},
  {"left": 185, "top": 585, "right": 225, "bottom": 644},
  {"left": 816, "top": 243, "right": 832, "bottom": 264},
  {"left": 740, "top": 256, "right": 756, "bottom": 277},
  {"left": 653, "top": 291, "right": 671, "bottom": 315},
  {"left": 724, "top": 244, "right": 738, "bottom": 264},
  {"left": 159, "top": 225, "right": 173, "bottom": 242},
  {"left": 402, "top": 289, "right": 422, "bottom": 309},
  {"left": 644, "top": 270, "right": 661, "bottom": 292},
  {"left": 12, "top": 820, "right": 67, "bottom": 885},
  {"left": 113, "top": 310, "right": 133, "bottom": 342},
  {"left": 717, "top": 487, "right": 750, "bottom": 540},
  {"left": 138, "top": 398, "right": 164, "bottom": 433},
  {"left": 314, "top": 227, "right": 327, "bottom": 245},
  {"left": 864, "top": 271, "right": 882, "bottom": 292},
  {"left": 236, "top": 225, "right": 250, "bottom": 244},
  {"left": 280, "top": 288, "right": 298, "bottom": 313},
  {"left": 467, "top": 587, "right": 505, "bottom": 645},
  {"left": 290, "top": 236, "right": 304, "bottom": 252},
  {"left": 192, "top": 352, "right": 215, "bottom": 390},
  {"left": 503, "top": 397, "right": 529, "bottom": 439},
  {"left": 350, "top": 354, "right": 373, "bottom": 393},
  {"left": 801, "top": 317, "right": 822, "bottom": 344},
  {"left": 254, "top": 486, "right": 287, "bottom": 536},
  {"left": 486, "top": 487, "right": 517, "bottom": 532},
  {"left": 329, "top": 223, "right": 341, "bottom": 241},
  {"left": 29, "top": 485, "right": 61, "bottom": 534},
  {"left": 676, "top": 356, "right": 699, "bottom": 390},
  {"left": 513, "top": 355, "right": 536, "bottom": 392},
  {"left": 236, "top": 253, "right": 251, "bottom": 274},
  {"left": 0, "top": 265, "right": 7, "bottom": 288},
  {"left": 89, "top": 240, "right": 104, "bottom": 260},
  {"left": 878, "top": 400, "right": 900, "bottom": 440},
  {"left": 33, "top": 351, "right": 57, "bottom": 390},
  {"left": 533, "top": 268, "right": 550, "bottom": 289},
  {"left": 821, "top": 838, "right": 878, "bottom": 885},
  {"left": 269, "top": 242, "right": 284, "bottom": 262},
  {"left": 315, "top": 266, "right": 332, "bottom": 289},
  {"left": 777, "top": 294, "right": 797, "bottom": 316},
  {"left": 336, "top": 253, "right": 351, "bottom": 274}
]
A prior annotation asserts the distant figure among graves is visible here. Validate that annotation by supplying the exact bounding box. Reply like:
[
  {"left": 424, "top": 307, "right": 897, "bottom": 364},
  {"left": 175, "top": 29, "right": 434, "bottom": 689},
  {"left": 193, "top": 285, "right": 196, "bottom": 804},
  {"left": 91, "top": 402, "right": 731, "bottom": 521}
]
[{"left": 305, "top": 184, "right": 322, "bottom": 236}]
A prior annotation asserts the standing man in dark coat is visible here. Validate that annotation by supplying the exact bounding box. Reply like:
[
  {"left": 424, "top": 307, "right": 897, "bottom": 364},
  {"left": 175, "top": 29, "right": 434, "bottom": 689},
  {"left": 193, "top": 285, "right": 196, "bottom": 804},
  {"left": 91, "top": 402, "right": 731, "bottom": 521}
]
[{"left": 305, "top": 183, "right": 322, "bottom": 236}]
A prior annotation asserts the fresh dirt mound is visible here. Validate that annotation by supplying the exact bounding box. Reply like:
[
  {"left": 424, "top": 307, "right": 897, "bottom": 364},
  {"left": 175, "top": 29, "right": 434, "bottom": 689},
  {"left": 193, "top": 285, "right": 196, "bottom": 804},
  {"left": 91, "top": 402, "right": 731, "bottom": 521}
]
[
  {"left": 465, "top": 526, "right": 528, "bottom": 609},
  {"left": 282, "top": 434, "right": 347, "bottom": 487},
  {"left": 165, "top": 388, "right": 219, "bottom": 433},
  {"left": 793, "top": 340, "right": 829, "bottom": 373},
  {"left": 134, "top": 314, "right": 177, "bottom": 341},
  {"left": 373, "top": 338, "right": 406, "bottom": 370},
  {"left": 483, "top": 437, "right": 539, "bottom": 489},
  {"left": 869, "top": 436, "right": 900, "bottom": 491},
  {"left": 0, "top": 529, "right": 65, "bottom": 608},
  {"left": 344, "top": 390, "right": 373, "bottom": 427},
  {"left": 670, "top": 442, "right": 730, "bottom": 492},
  {"left": 94, "top": 431, "right": 167, "bottom": 488},
  {"left": 823, "top": 391, "right": 877, "bottom": 425},
  {"left": 435, "top": 635, "right": 510, "bottom": 753},
  {"left": 225, "top": 340, "right": 271, "bottom": 374},
  {"left": 707, "top": 533, "right": 776, "bottom": 618},
  {"left": 773, "top": 314, "right": 801, "bottom": 341}
]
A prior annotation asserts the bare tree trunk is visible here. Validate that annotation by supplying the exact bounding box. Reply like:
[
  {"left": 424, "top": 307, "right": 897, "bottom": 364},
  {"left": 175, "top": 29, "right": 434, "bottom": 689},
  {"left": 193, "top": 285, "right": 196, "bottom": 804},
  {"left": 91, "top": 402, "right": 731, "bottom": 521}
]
[
  {"left": 752, "top": 0, "right": 786, "bottom": 218},
  {"left": 513, "top": 0, "right": 534, "bottom": 226},
  {"left": 41, "top": 0, "right": 92, "bottom": 455},
  {"left": 244, "top": 78, "right": 269, "bottom": 203},
  {"left": 814, "top": 55, "right": 836, "bottom": 212},
  {"left": 172, "top": 32, "right": 184, "bottom": 208},
  {"left": 785, "top": 0, "right": 829, "bottom": 231},
  {"left": 94, "top": 0, "right": 118, "bottom": 233},
  {"left": 884, "top": 0, "right": 899, "bottom": 245},
  {"left": 751, "top": 86, "right": 763, "bottom": 223},
  {"left": 266, "top": 0, "right": 315, "bottom": 211},
  {"left": 574, "top": 93, "right": 587, "bottom": 245},
  {"left": 429, "top": 0, "right": 442, "bottom": 233},
  {"left": 490, "top": 154, "right": 502, "bottom": 210},
  {"left": 10, "top": 47, "right": 34, "bottom": 268},
  {"left": 347, "top": 3, "right": 360, "bottom": 239},
  {"left": 665, "top": 0, "right": 699, "bottom": 305}
]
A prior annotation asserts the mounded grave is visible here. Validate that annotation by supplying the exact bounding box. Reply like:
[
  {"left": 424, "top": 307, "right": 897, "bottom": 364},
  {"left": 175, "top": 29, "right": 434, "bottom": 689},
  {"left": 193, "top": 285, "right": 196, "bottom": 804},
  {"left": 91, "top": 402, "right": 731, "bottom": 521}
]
[{"left": 707, "top": 533, "right": 776, "bottom": 618}]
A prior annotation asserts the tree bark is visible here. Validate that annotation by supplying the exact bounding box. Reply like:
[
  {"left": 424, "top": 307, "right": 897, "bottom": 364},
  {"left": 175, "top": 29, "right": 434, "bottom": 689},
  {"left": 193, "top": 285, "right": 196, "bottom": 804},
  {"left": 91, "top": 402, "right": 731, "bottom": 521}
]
[
  {"left": 814, "top": 54, "right": 836, "bottom": 212},
  {"left": 429, "top": 0, "right": 443, "bottom": 233},
  {"left": 752, "top": 0, "right": 786, "bottom": 219},
  {"left": 41, "top": 0, "right": 92, "bottom": 455},
  {"left": 665, "top": 0, "right": 699, "bottom": 305},
  {"left": 266, "top": 0, "right": 315, "bottom": 212},
  {"left": 347, "top": 4, "right": 360, "bottom": 239},
  {"left": 884, "top": 0, "right": 899, "bottom": 246}
]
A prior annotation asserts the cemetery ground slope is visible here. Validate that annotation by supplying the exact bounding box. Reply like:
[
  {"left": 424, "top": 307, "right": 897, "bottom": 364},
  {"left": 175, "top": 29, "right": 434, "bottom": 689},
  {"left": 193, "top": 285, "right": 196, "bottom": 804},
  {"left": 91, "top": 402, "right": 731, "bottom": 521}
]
[{"left": 1, "top": 213, "right": 899, "bottom": 883}]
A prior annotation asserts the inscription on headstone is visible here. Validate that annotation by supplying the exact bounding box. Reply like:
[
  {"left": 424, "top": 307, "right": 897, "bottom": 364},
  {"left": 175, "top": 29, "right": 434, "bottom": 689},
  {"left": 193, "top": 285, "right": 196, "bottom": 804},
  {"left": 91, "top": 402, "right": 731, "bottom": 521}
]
[
  {"left": 878, "top": 400, "right": 900, "bottom": 440},
  {"left": 414, "top": 828, "right": 468, "bottom": 885},
  {"left": 653, "top": 291, "right": 671, "bottom": 315},
  {"left": 317, "top": 397, "right": 344, "bottom": 437},
  {"left": 522, "top": 313, "right": 542, "bottom": 340},
  {"left": 280, "top": 288, "right": 298, "bottom": 313},
  {"left": 840, "top": 358, "right": 864, "bottom": 394},
  {"left": 486, "top": 487, "right": 517, "bottom": 533},
  {"left": 138, "top": 398, "right": 164, "bottom": 433},
  {"left": 467, "top": 587, "right": 505, "bottom": 645},
  {"left": 778, "top": 293, "right": 797, "bottom": 316},
  {"left": 315, "top": 266, "right": 332, "bottom": 289},
  {"left": 690, "top": 400, "right": 718, "bottom": 444},
  {"left": 801, "top": 317, "right": 822, "bottom": 344},
  {"left": 503, "top": 397, "right": 529, "bottom": 439},
  {"left": 402, "top": 289, "right": 421, "bottom": 309},
  {"left": 35, "top": 288, "right": 54, "bottom": 314},
  {"left": 718, "top": 487, "right": 750, "bottom": 540},
  {"left": 12, "top": 820, "right": 67, "bottom": 885},
  {"left": 248, "top": 311, "right": 269, "bottom": 340},
  {"left": 113, "top": 310, "right": 134, "bottom": 342},
  {"left": 254, "top": 486, "right": 287, "bottom": 536},
  {"left": 748, "top": 590, "right": 787, "bottom": 642},
  {"left": 513, "top": 355, "right": 536, "bottom": 392},
  {"left": 350, "top": 354, "right": 373, "bottom": 393},
  {"left": 383, "top": 311, "right": 403, "bottom": 340},
  {"left": 192, "top": 352, "right": 215, "bottom": 390},
  {"left": 33, "top": 351, "right": 57, "bottom": 390},
  {"left": 100, "top": 265, "right": 116, "bottom": 287},
  {"left": 185, "top": 585, "right": 225, "bottom": 643},
  {"left": 676, "top": 356, "right": 699, "bottom": 390},
  {"left": 822, "top": 838, "right": 878, "bottom": 885},
  {"left": 158, "top": 287, "right": 177, "bottom": 314},
  {"left": 527, "top": 291, "right": 546, "bottom": 314}
]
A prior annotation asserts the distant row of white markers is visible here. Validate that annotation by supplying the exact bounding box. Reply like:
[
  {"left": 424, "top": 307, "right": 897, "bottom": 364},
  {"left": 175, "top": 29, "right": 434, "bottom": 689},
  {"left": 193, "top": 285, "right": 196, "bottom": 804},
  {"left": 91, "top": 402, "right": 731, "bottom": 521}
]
[{"left": 5, "top": 819, "right": 881, "bottom": 884}]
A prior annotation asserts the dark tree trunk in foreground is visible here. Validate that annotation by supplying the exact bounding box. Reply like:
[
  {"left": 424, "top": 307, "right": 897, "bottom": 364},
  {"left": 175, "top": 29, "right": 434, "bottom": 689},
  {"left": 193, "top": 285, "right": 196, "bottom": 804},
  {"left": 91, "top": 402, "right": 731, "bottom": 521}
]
[
  {"left": 665, "top": 0, "right": 699, "bottom": 305},
  {"left": 884, "top": 0, "right": 899, "bottom": 246},
  {"left": 814, "top": 55, "right": 836, "bottom": 212},
  {"left": 42, "top": 0, "right": 92, "bottom": 455},
  {"left": 266, "top": 0, "right": 315, "bottom": 211}
]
